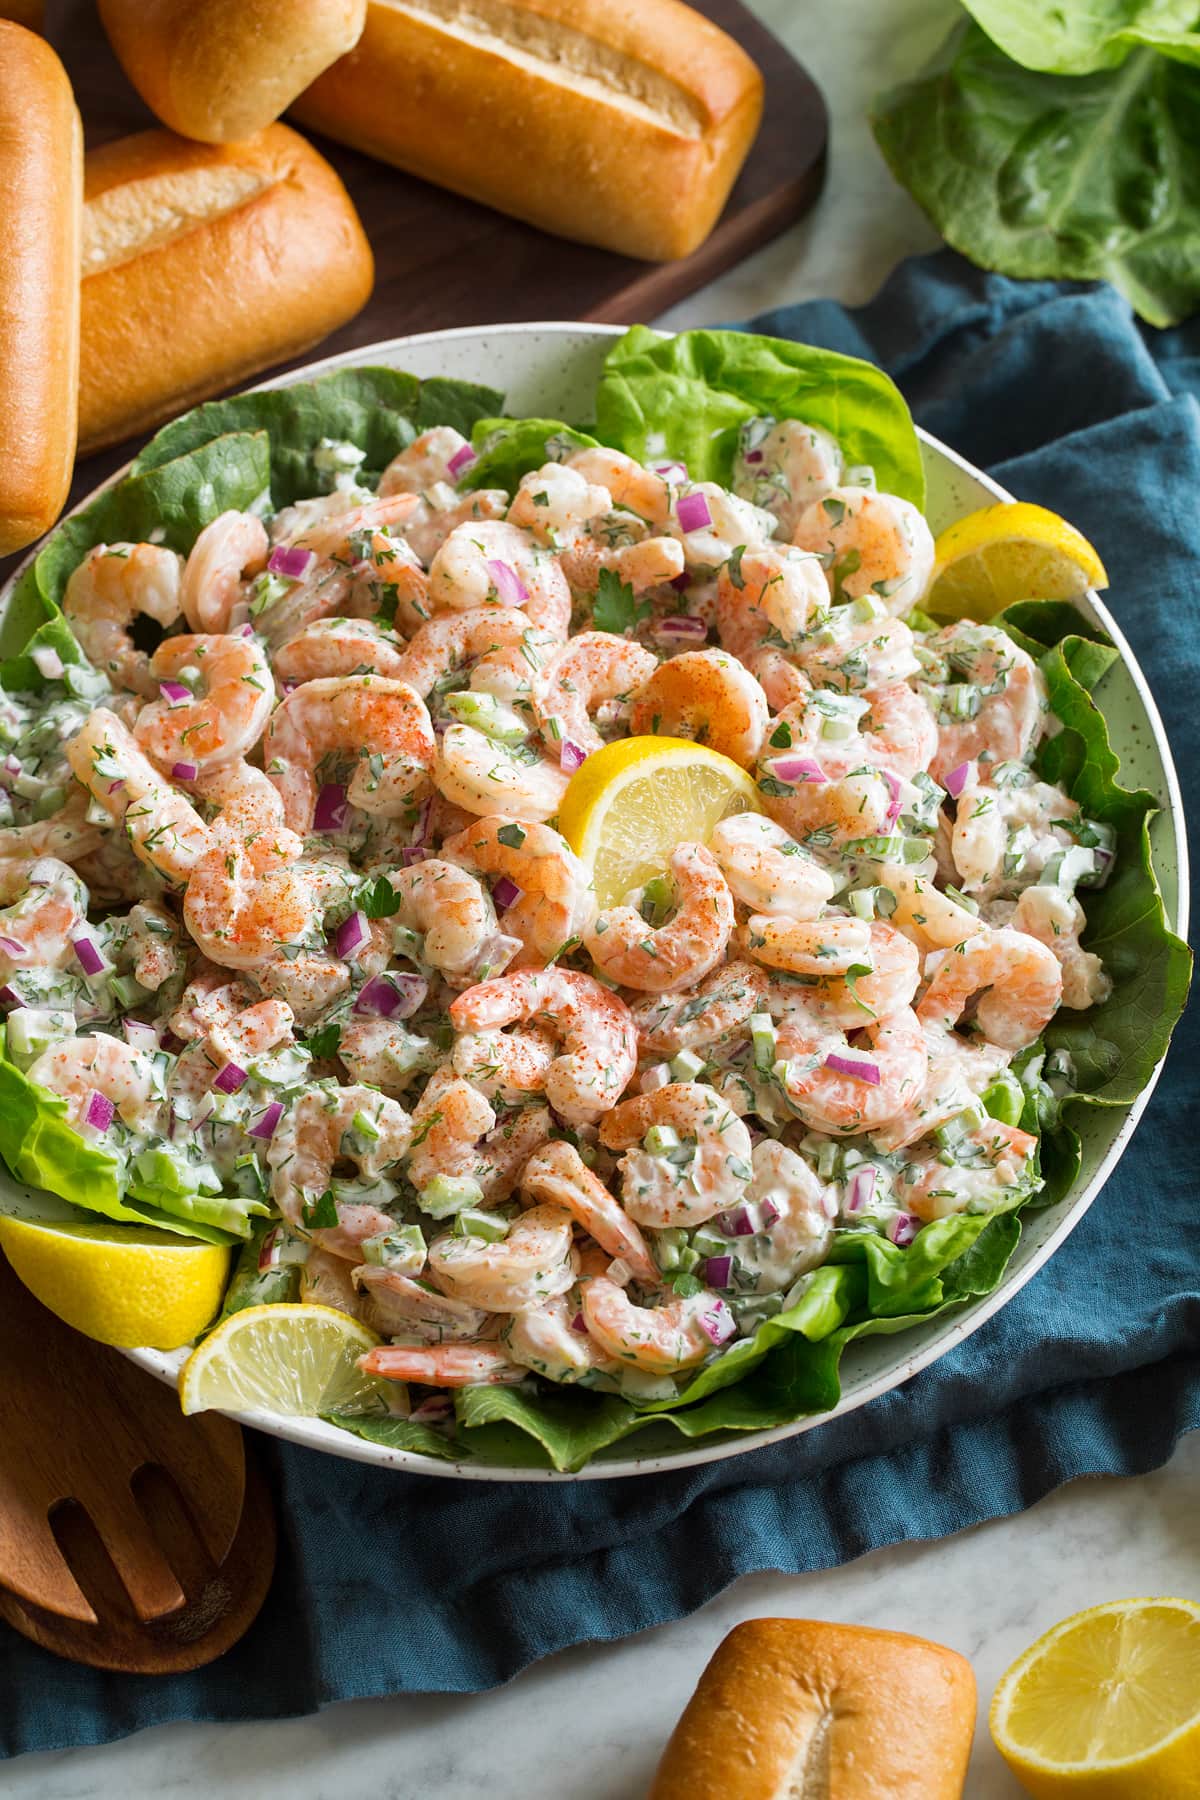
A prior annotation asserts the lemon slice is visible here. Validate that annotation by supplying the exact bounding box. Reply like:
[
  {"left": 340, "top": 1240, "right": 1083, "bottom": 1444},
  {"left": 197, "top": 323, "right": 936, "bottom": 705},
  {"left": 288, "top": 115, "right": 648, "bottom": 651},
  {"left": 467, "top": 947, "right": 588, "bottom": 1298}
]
[
  {"left": 179, "top": 1303, "right": 385, "bottom": 1418},
  {"left": 926, "top": 501, "right": 1108, "bottom": 621},
  {"left": 0, "top": 1213, "right": 230, "bottom": 1350},
  {"left": 990, "top": 1597, "right": 1200, "bottom": 1799},
  {"left": 558, "top": 735, "right": 762, "bottom": 909}
]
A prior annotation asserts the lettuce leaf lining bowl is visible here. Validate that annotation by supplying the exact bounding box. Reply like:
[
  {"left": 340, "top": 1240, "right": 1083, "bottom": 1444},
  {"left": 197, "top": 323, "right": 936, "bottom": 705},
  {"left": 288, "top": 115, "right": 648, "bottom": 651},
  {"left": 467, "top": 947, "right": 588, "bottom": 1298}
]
[{"left": 0, "top": 324, "right": 1187, "bottom": 1481}]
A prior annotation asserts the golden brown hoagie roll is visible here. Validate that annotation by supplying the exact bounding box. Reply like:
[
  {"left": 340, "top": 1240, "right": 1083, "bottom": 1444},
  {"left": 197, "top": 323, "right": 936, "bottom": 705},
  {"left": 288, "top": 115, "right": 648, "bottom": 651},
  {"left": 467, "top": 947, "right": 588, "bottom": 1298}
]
[
  {"left": 650, "top": 1618, "right": 977, "bottom": 1799},
  {"left": 0, "top": 22, "right": 80, "bottom": 554},
  {"left": 78, "top": 124, "right": 374, "bottom": 454},
  {"left": 293, "top": 0, "right": 764, "bottom": 262},
  {"left": 98, "top": 0, "right": 366, "bottom": 143}
]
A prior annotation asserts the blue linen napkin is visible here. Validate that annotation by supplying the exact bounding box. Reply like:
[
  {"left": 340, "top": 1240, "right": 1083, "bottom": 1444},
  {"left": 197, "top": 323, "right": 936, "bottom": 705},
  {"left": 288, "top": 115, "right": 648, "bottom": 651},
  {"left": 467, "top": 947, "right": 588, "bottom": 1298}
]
[{"left": 2, "top": 251, "right": 1196, "bottom": 1758}]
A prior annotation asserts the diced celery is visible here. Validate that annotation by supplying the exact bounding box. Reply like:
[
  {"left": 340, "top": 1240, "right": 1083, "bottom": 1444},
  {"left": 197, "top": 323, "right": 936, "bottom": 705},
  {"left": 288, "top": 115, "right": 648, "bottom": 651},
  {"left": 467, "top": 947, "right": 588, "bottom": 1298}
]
[
  {"left": 643, "top": 1124, "right": 681, "bottom": 1155},
  {"left": 361, "top": 1224, "right": 427, "bottom": 1273},
  {"left": 443, "top": 689, "right": 528, "bottom": 745},
  {"left": 652, "top": 1226, "right": 689, "bottom": 1273},
  {"left": 728, "top": 1291, "right": 784, "bottom": 1327},
  {"left": 619, "top": 1368, "right": 679, "bottom": 1402},
  {"left": 453, "top": 1208, "right": 509, "bottom": 1241},
  {"left": 669, "top": 1049, "right": 705, "bottom": 1083},
  {"left": 982, "top": 1072, "right": 1025, "bottom": 1127},
  {"left": 692, "top": 1224, "right": 730, "bottom": 1260},
  {"left": 108, "top": 973, "right": 149, "bottom": 1009},
  {"left": 934, "top": 1100, "right": 987, "bottom": 1150},
  {"left": 352, "top": 1108, "right": 381, "bottom": 1142},
  {"left": 420, "top": 1172, "right": 484, "bottom": 1218},
  {"left": 848, "top": 887, "right": 876, "bottom": 920},
  {"left": 749, "top": 1012, "right": 777, "bottom": 1073},
  {"left": 6, "top": 1006, "right": 75, "bottom": 1069},
  {"left": 815, "top": 1139, "right": 840, "bottom": 1181}
]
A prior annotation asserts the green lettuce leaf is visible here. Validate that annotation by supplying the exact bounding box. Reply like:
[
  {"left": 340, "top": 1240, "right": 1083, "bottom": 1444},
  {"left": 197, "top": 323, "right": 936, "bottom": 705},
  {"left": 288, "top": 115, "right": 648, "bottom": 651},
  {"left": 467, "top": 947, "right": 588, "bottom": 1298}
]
[
  {"left": 133, "top": 368, "right": 504, "bottom": 506},
  {"left": 324, "top": 1410, "right": 468, "bottom": 1463},
  {"left": 872, "top": 23, "right": 1200, "bottom": 329},
  {"left": 462, "top": 417, "right": 599, "bottom": 494},
  {"left": 594, "top": 325, "right": 926, "bottom": 507},
  {"left": 960, "top": 0, "right": 1200, "bottom": 74}
]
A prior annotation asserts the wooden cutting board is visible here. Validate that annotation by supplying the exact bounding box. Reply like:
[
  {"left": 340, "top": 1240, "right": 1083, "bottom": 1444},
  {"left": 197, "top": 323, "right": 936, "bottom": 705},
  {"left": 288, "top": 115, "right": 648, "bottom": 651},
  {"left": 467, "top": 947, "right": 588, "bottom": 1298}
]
[{"left": 40, "top": 0, "right": 827, "bottom": 511}]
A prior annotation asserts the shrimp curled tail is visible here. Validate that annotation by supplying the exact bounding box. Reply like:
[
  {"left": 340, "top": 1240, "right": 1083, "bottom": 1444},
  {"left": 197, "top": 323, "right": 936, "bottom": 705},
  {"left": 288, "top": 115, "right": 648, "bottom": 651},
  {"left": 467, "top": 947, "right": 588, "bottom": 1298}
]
[{"left": 449, "top": 968, "right": 637, "bottom": 1125}]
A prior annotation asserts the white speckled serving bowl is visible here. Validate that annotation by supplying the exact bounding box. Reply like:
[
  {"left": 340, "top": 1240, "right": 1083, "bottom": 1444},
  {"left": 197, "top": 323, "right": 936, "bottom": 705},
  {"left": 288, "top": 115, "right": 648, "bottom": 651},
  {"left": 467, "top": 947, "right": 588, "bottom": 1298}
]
[{"left": 1, "top": 325, "right": 1188, "bottom": 1480}]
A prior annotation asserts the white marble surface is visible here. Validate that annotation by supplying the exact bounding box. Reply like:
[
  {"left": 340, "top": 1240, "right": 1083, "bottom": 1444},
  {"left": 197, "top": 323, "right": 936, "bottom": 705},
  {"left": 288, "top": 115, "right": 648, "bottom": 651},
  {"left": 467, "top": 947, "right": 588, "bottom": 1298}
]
[{"left": 9, "top": 1, "right": 1198, "bottom": 1795}]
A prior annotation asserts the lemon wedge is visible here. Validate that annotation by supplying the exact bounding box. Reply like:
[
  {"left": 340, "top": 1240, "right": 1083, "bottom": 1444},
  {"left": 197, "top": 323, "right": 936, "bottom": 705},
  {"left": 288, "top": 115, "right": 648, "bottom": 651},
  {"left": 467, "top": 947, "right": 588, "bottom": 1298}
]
[
  {"left": 558, "top": 735, "right": 762, "bottom": 909},
  {"left": 926, "top": 501, "right": 1108, "bottom": 620},
  {"left": 0, "top": 1213, "right": 230, "bottom": 1350},
  {"left": 179, "top": 1302, "right": 386, "bottom": 1418},
  {"left": 990, "top": 1596, "right": 1200, "bottom": 1799}
]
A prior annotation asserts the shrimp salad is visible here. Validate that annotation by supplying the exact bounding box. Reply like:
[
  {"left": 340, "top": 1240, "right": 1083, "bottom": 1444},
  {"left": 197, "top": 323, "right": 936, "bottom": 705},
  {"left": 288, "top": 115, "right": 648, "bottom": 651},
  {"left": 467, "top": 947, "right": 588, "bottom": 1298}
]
[{"left": 0, "top": 331, "right": 1174, "bottom": 1469}]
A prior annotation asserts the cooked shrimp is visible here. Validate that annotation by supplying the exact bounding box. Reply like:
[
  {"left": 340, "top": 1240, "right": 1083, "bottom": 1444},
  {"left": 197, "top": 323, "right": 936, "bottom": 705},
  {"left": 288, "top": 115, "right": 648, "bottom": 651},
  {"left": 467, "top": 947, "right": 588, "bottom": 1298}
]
[
  {"left": 255, "top": 496, "right": 423, "bottom": 645},
  {"left": 923, "top": 623, "right": 1049, "bottom": 783},
  {"left": 133, "top": 633, "right": 274, "bottom": 774},
  {"left": 166, "top": 963, "right": 257, "bottom": 1041},
  {"left": 598, "top": 1081, "right": 753, "bottom": 1228},
  {"left": 581, "top": 1276, "right": 726, "bottom": 1373},
  {"left": 427, "top": 520, "right": 571, "bottom": 639},
  {"left": 183, "top": 821, "right": 321, "bottom": 971},
  {"left": 353, "top": 1268, "right": 491, "bottom": 1344},
  {"left": 796, "top": 921, "right": 922, "bottom": 1028},
  {"left": 715, "top": 545, "right": 828, "bottom": 660},
  {"left": 948, "top": 766, "right": 1083, "bottom": 899},
  {"left": 452, "top": 1022, "right": 556, "bottom": 1104},
  {"left": 584, "top": 842, "right": 734, "bottom": 995},
  {"left": 449, "top": 968, "right": 637, "bottom": 1125},
  {"left": 27, "top": 1033, "right": 160, "bottom": 1134},
  {"left": 897, "top": 1118, "right": 1038, "bottom": 1221},
  {"left": 120, "top": 900, "right": 185, "bottom": 992},
  {"left": 507, "top": 461, "right": 614, "bottom": 543},
  {"left": 475, "top": 1103, "right": 555, "bottom": 1204},
  {"left": 744, "top": 914, "right": 876, "bottom": 977},
  {"left": 629, "top": 649, "right": 770, "bottom": 769},
  {"left": 770, "top": 683, "right": 938, "bottom": 784},
  {"left": 66, "top": 708, "right": 211, "bottom": 884},
  {"left": 794, "top": 604, "right": 919, "bottom": 694},
  {"left": 400, "top": 488, "right": 511, "bottom": 571},
  {"left": 776, "top": 1006, "right": 928, "bottom": 1135},
  {"left": 63, "top": 543, "right": 184, "bottom": 698},
  {"left": 871, "top": 1025, "right": 1011, "bottom": 1153},
  {"left": 533, "top": 632, "right": 657, "bottom": 755},
  {"left": 392, "top": 608, "right": 536, "bottom": 699},
  {"left": 669, "top": 484, "right": 777, "bottom": 573},
  {"left": 731, "top": 416, "right": 844, "bottom": 535},
  {"left": 376, "top": 857, "right": 499, "bottom": 985},
  {"left": 632, "top": 958, "right": 768, "bottom": 1058},
  {"left": 268, "top": 1085, "right": 412, "bottom": 1259},
  {"left": 427, "top": 1203, "right": 576, "bottom": 1312},
  {"left": 509, "top": 462, "right": 683, "bottom": 595},
  {"left": 0, "top": 857, "right": 88, "bottom": 979},
  {"left": 566, "top": 533, "right": 686, "bottom": 599},
  {"left": 405, "top": 1065, "right": 497, "bottom": 1192},
  {"left": 731, "top": 1139, "right": 836, "bottom": 1292},
  {"left": 708, "top": 813, "right": 835, "bottom": 919},
  {"left": 441, "top": 816, "right": 596, "bottom": 966},
  {"left": 520, "top": 1140, "right": 658, "bottom": 1282},
  {"left": 264, "top": 676, "right": 436, "bottom": 832},
  {"left": 1008, "top": 885, "right": 1111, "bottom": 1009},
  {"left": 378, "top": 427, "right": 475, "bottom": 497},
  {"left": 271, "top": 618, "right": 411, "bottom": 686},
  {"left": 565, "top": 447, "right": 673, "bottom": 526},
  {"left": 917, "top": 926, "right": 1063, "bottom": 1051},
  {"left": 874, "top": 860, "right": 989, "bottom": 952},
  {"left": 503, "top": 1292, "right": 619, "bottom": 1384},
  {"left": 791, "top": 487, "right": 935, "bottom": 616},
  {"left": 180, "top": 512, "right": 268, "bottom": 633},
  {"left": 360, "top": 1341, "right": 525, "bottom": 1386},
  {"left": 336, "top": 1015, "right": 442, "bottom": 1094},
  {"left": 301, "top": 1248, "right": 375, "bottom": 1322},
  {"left": 434, "top": 724, "right": 568, "bottom": 823},
  {"left": 0, "top": 793, "right": 105, "bottom": 871},
  {"left": 170, "top": 997, "right": 294, "bottom": 1102}
]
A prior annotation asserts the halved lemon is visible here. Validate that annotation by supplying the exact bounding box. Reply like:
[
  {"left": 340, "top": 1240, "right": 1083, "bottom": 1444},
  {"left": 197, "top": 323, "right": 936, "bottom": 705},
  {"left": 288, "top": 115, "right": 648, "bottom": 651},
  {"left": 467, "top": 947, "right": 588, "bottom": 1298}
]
[
  {"left": 989, "top": 1597, "right": 1200, "bottom": 1799},
  {"left": 0, "top": 1213, "right": 230, "bottom": 1350},
  {"left": 926, "top": 502, "right": 1108, "bottom": 620},
  {"left": 558, "top": 735, "right": 762, "bottom": 909},
  {"left": 179, "top": 1303, "right": 386, "bottom": 1418}
]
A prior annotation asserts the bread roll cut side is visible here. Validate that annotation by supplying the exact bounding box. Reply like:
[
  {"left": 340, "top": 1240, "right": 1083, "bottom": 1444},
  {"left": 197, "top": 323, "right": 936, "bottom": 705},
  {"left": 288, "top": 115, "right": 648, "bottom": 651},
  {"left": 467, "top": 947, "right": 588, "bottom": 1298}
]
[
  {"left": 650, "top": 1618, "right": 977, "bottom": 1799},
  {"left": 98, "top": 0, "right": 367, "bottom": 143},
  {"left": 293, "top": 0, "right": 764, "bottom": 262},
  {"left": 0, "top": 22, "right": 80, "bottom": 555},
  {"left": 79, "top": 125, "right": 374, "bottom": 454}
]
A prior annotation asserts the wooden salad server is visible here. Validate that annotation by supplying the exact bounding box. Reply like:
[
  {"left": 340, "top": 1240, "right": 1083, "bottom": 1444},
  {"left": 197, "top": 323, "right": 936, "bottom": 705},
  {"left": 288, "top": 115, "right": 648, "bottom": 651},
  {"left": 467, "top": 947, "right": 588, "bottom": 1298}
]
[{"left": 0, "top": 1253, "right": 275, "bottom": 1672}]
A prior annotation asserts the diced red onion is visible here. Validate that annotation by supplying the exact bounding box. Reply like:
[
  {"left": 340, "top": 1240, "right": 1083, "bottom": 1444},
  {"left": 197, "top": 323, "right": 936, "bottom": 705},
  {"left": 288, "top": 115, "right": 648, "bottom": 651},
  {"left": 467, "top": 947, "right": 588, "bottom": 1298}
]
[
  {"left": 769, "top": 756, "right": 827, "bottom": 785},
  {"left": 759, "top": 1197, "right": 781, "bottom": 1229},
  {"left": 716, "top": 1203, "right": 761, "bottom": 1237},
  {"left": 213, "top": 1061, "right": 247, "bottom": 1094},
  {"left": 239, "top": 622, "right": 255, "bottom": 638},
  {"left": 652, "top": 461, "right": 688, "bottom": 482},
  {"left": 409, "top": 1394, "right": 455, "bottom": 1424},
  {"left": 398, "top": 845, "right": 429, "bottom": 867},
  {"left": 281, "top": 680, "right": 297, "bottom": 697},
  {"left": 248, "top": 1099, "right": 285, "bottom": 1140},
  {"left": 31, "top": 646, "right": 64, "bottom": 681},
  {"left": 123, "top": 1020, "right": 159, "bottom": 1052},
  {"left": 846, "top": 1166, "right": 877, "bottom": 1212},
  {"left": 313, "top": 782, "right": 348, "bottom": 832},
  {"left": 492, "top": 875, "right": 523, "bottom": 912},
  {"left": 353, "top": 971, "right": 428, "bottom": 1020},
  {"left": 267, "top": 545, "right": 316, "bottom": 580},
  {"left": 569, "top": 1311, "right": 589, "bottom": 1335},
  {"left": 333, "top": 909, "right": 370, "bottom": 960},
  {"left": 0, "top": 936, "right": 27, "bottom": 959},
  {"left": 824, "top": 1052, "right": 881, "bottom": 1085},
  {"left": 699, "top": 1299, "right": 736, "bottom": 1345},
  {"left": 669, "top": 572, "right": 691, "bottom": 592},
  {"left": 744, "top": 449, "right": 764, "bottom": 465},
  {"left": 640, "top": 1061, "right": 672, "bottom": 1094},
  {"left": 258, "top": 1226, "right": 281, "bottom": 1271},
  {"left": 882, "top": 769, "right": 903, "bottom": 829},
  {"left": 71, "top": 932, "right": 107, "bottom": 977},
  {"left": 888, "top": 1211, "right": 921, "bottom": 1247},
  {"left": 107, "top": 778, "right": 125, "bottom": 794},
  {"left": 675, "top": 492, "right": 712, "bottom": 534},
  {"left": 653, "top": 616, "right": 707, "bottom": 643},
  {"left": 171, "top": 761, "right": 198, "bottom": 783},
  {"left": 85, "top": 1090, "right": 115, "bottom": 1132},
  {"left": 159, "top": 679, "right": 192, "bottom": 706},
  {"left": 1, "top": 754, "right": 19, "bottom": 780},
  {"left": 487, "top": 559, "right": 529, "bottom": 606},
  {"left": 944, "top": 761, "right": 973, "bottom": 800},
  {"left": 470, "top": 933, "right": 521, "bottom": 980},
  {"left": 0, "top": 985, "right": 20, "bottom": 1006},
  {"left": 447, "top": 443, "right": 477, "bottom": 478},
  {"left": 705, "top": 1254, "right": 732, "bottom": 1289},
  {"left": 560, "top": 739, "right": 587, "bottom": 775}
]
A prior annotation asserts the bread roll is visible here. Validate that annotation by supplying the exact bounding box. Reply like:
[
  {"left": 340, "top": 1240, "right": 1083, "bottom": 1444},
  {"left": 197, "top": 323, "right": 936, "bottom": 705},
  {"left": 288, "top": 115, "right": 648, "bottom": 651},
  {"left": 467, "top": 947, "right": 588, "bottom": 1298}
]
[
  {"left": 293, "top": 0, "right": 764, "bottom": 262},
  {"left": 78, "top": 124, "right": 374, "bottom": 454},
  {"left": 0, "top": 22, "right": 80, "bottom": 555},
  {"left": 650, "top": 1618, "right": 977, "bottom": 1799},
  {"left": 97, "top": 0, "right": 366, "bottom": 143}
]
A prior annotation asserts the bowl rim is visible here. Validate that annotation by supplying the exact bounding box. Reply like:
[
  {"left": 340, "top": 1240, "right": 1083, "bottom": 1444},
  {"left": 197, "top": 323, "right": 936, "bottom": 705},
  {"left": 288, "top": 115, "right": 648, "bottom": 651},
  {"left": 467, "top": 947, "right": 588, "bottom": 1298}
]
[{"left": 4, "top": 321, "right": 1188, "bottom": 1482}]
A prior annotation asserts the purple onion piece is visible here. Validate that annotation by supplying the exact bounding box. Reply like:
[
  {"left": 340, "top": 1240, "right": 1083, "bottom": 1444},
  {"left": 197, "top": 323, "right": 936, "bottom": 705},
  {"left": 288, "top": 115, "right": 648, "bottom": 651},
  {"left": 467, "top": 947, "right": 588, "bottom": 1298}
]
[
  {"left": 744, "top": 449, "right": 764, "bottom": 465},
  {"left": 492, "top": 875, "right": 523, "bottom": 913},
  {"left": 258, "top": 1226, "right": 280, "bottom": 1271},
  {"left": 943, "top": 761, "right": 973, "bottom": 800},
  {"left": 158, "top": 679, "right": 192, "bottom": 706},
  {"left": 699, "top": 1300, "right": 736, "bottom": 1346},
  {"left": 0, "top": 937, "right": 27, "bottom": 959},
  {"left": 888, "top": 1211, "right": 921, "bottom": 1248},
  {"left": 487, "top": 559, "right": 529, "bottom": 606},
  {"left": 213, "top": 1061, "right": 247, "bottom": 1095},
  {"left": 71, "top": 933, "right": 106, "bottom": 977},
  {"left": 171, "top": 761, "right": 198, "bottom": 783},
  {"left": 560, "top": 739, "right": 588, "bottom": 775},
  {"left": 769, "top": 756, "right": 827, "bottom": 786},
  {"left": 267, "top": 544, "right": 316, "bottom": 581},
  {"left": 675, "top": 492, "right": 713, "bottom": 534},
  {"left": 248, "top": 1099, "right": 285, "bottom": 1141},
  {"left": 569, "top": 1311, "right": 589, "bottom": 1336},
  {"left": 0, "top": 985, "right": 20, "bottom": 1006},
  {"left": 447, "top": 443, "right": 477, "bottom": 478},
  {"left": 705, "top": 1254, "right": 732, "bottom": 1289},
  {"left": 882, "top": 768, "right": 903, "bottom": 829},
  {"left": 824, "top": 1052, "right": 881, "bottom": 1085},
  {"left": 85, "top": 1090, "right": 115, "bottom": 1132},
  {"left": 353, "top": 971, "right": 428, "bottom": 1020},
  {"left": 846, "top": 1166, "right": 877, "bottom": 1213},
  {"left": 123, "top": 1020, "right": 159, "bottom": 1052},
  {"left": 313, "top": 782, "right": 349, "bottom": 833},
  {"left": 333, "top": 909, "right": 370, "bottom": 960}
]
